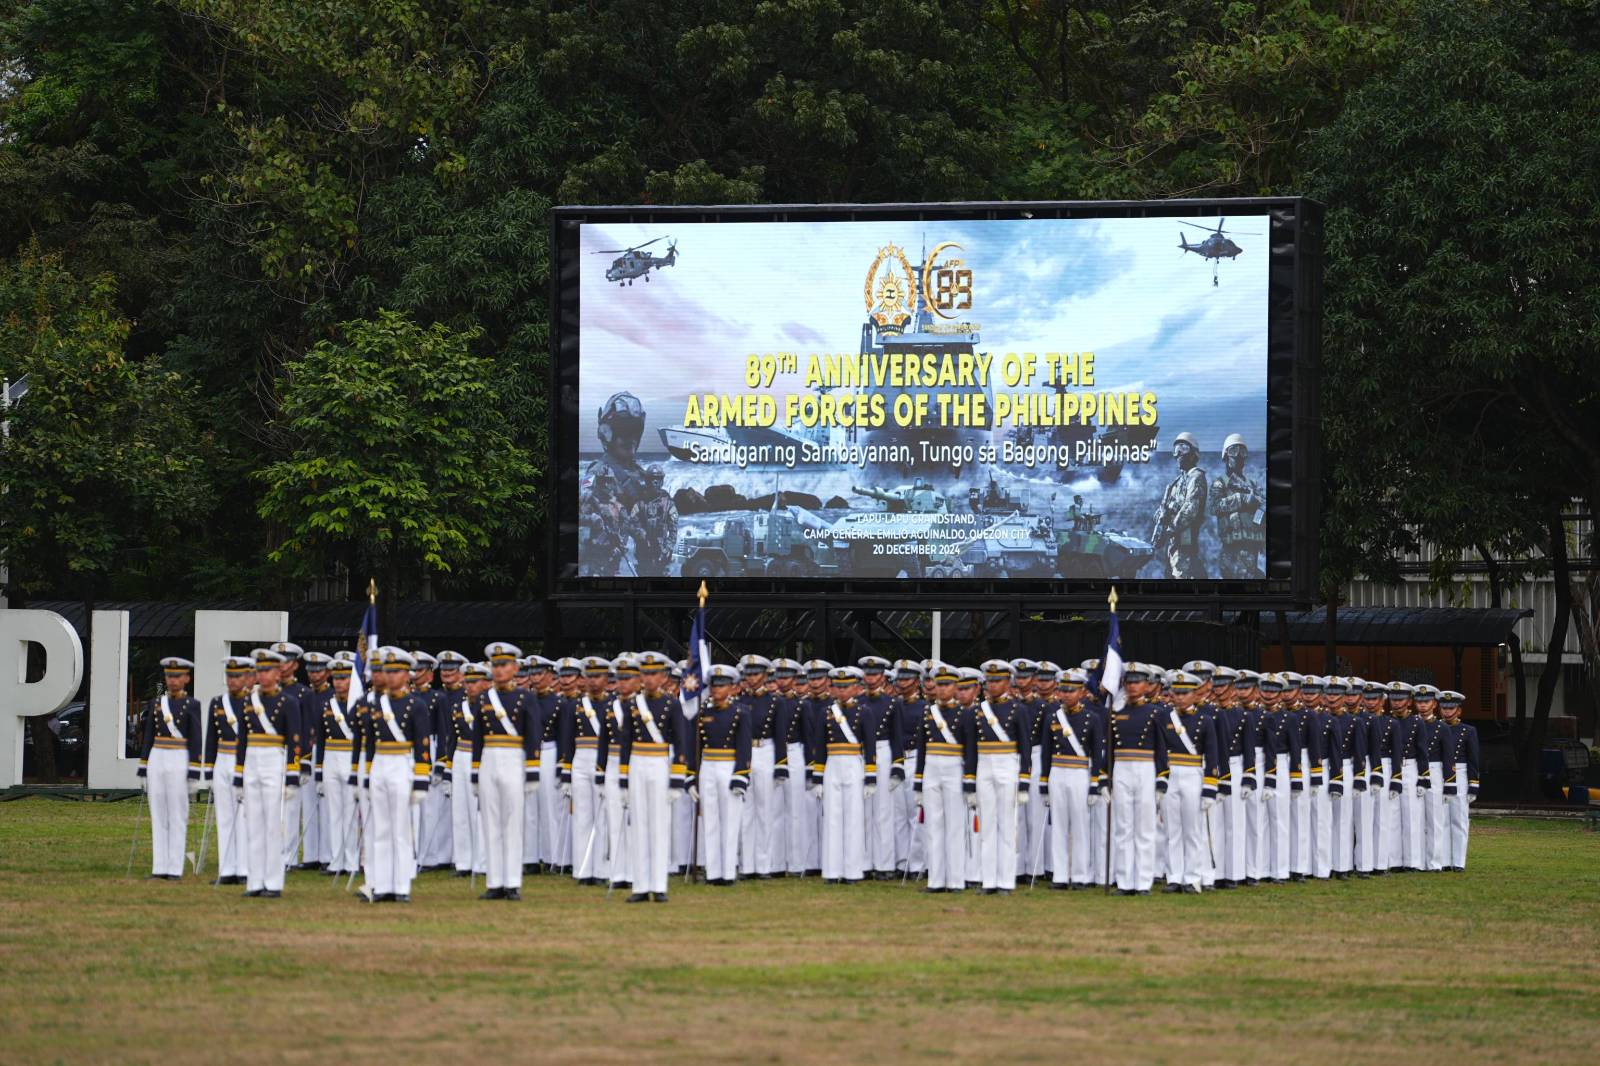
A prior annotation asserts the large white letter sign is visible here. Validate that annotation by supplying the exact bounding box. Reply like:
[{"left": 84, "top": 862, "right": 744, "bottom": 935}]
[{"left": 0, "top": 610, "right": 85, "bottom": 788}]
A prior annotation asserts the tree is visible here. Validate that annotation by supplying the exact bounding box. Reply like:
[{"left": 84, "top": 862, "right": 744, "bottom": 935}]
[
  {"left": 255, "top": 309, "right": 538, "bottom": 630},
  {"left": 1311, "top": 0, "right": 1600, "bottom": 794},
  {"left": 0, "top": 244, "right": 211, "bottom": 601}
]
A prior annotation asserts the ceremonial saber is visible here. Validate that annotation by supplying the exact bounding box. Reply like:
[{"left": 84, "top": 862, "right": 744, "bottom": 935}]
[{"left": 1103, "top": 586, "right": 1118, "bottom": 895}]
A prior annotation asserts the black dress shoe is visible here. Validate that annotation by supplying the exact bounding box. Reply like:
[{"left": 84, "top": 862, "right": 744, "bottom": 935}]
[
  {"left": 982, "top": 887, "right": 998, "bottom": 895},
  {"left": 805, "top": 869, "right": 822, "bottom": 877},
  {"left": 823, "top": 878, "right": 842, "bottom": 884},
  {"left": 261, "top": 889, "right": 282, "bottom": 898},
  {"left": 610, "top": 881, "right": 628, "bottom": 891},
  {"left": 523, "top": 863, "right": 539, "bottom": 874},
  {"left": 651, "top": 893, "right": 668, "bottom": 903},
  {"left": 452, "top": 870, "right": 470, "bottom": 878},
  {"left": 479, "top": 888, "right": 505, "bottom": 900},
  {"left": 1117, "top": 888, "right": 1138, "bottom": 896},
  {"left": 503, "top": 889, "right": 521, "bottom": 901},
  {"left": 1163, "top": 883, "right": 1183, "bottom": 894},
  {"left": 1245, "top": 877, "right": 1259, "bottom": 886},
  {"left": 758, "top": 873, "right": 775, "bottom": 880},
  {"left": 144, "top": 873, "right": 163, "bottom": 880},
  {"left": 393, "top": 894, "right": 410, "bottom": 903},
  {"left": 1182, "top": 885, "right": 1201, "bottom": 895},
  {"left": 1136, "top": 889, "right": 1151, "bottom": 896},
  {"left": 625, "top": 893, "right": 651, "bottom": 903},
  {"left": 244, "top": 888, "right": 263, "bottom": 897},
  {"left": 921, "top": 886, "right": 944, "bottom": 894},
  {"left": 997, "top": 888, "right": 1013, "bottom": 895},
  {"left": 374, "top": 893, "right": 396, "bottom": 903},
  {"left": 1050, "top": 882, "right": 1070, "bottom": 891}
]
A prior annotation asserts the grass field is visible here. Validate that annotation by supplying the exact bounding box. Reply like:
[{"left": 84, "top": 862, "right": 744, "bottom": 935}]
[{"left": 1, "top": 800, "right": 1597, "bottom": 1065}]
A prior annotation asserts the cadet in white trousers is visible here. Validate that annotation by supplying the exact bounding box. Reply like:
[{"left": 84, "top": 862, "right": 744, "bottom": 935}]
[
  {"left": 1109, "top": 664, "right": 1167, "bottom": 895},
  {"left": 138, "top": 657, "right": 202, "bottom": 880},
  {"left": 473, "top": 642, "right": 540, "bottom": 901},
  {"left": 1388, "top": 685, "right": 1426, "bottom": 870},
  {"left": 205, "top": 657, "right": 255, "bottom": 884},
  {"left": 668, "top": 664, "right": 696, "bottom": 874},
  {"left": 271, "top": 642, "right": 318, "bottom": 871},
  {"left": 736, "top": 655, "right": 781, "bottom": 879},
  {"left": 1324, "top": 679, "right": 1362, "bottom": 878},
  {"left": 1438, "top": 692, "right": 1478, "bottom": 870},
  {"left": 564, "top": 656, "right": 613, "bottom": 884},
  {"left": 856, "top": 657, "right": 902, "bottom": 880},
  {"left": 543, "top": 659, "right": 581, "bottom": 871},
  {"left": 1280, "top": 673, "right": 1314, "bottom": 880},
  {"left": 1367, "top": 690, "right": 1397, "bottom": 873},
  {"left": 816, "top": 667, "right": 874, "bottom": 883},
  {"left": 238, "top": 649, "right": 299, "bottom": 897},
  {"left": 1302, "top": 678, "right": 1333, "bottom": 880},
  {"left": 446, "top": 662, "right": 488, "bottom": 876},
  {"left": 360, "top": 649, "right": 431, "bottom": 902},
  {"left": 913, "top": 663, "right": 973, "bottom": 892},
  {"left": 303, "top": 653, "right": 338, "bottom": 870},
  {"left": 1040, "top": 668, "right": 1102, "bottom": 889},
  {"left": 1259, "top": 675, "right": 1294, "bottom": 882},
  {"left": 1238, "top": 671, "right": 1268, "bottom": 883},
  {"left": 600, "top": 657, "right": 637, "bottom": 887},
  {"left": 622, "top": 652, "right": 685, "bottom": 901},
  {"left": 691, "top": 665, "right": 749, "bottom": 886},
  {"left": 1010, "top": 660, "right": 1049, "bottom": 880},
  {"left": 1415, "top": 687, "right": 1449, "bottom": 871},
  {"left": 1157, "top": 671, "right": 1219, "bottom": 893},
  {"left": 316, "top": 659, "right": 361, "bottom": 878},
  {"left": 770, "top": 660, "right": 809, "bottom": 876},
  {"left": 974, "top": 661, "right": 1029, "bottom": 893},
  {"left": 412, "top": 652, "right": 455, "bottom": 871}
]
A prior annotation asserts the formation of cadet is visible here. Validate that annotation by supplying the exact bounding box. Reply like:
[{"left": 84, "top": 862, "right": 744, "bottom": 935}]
[{"left": 139, "top": 648, "right": 1482, "bottom": 899}]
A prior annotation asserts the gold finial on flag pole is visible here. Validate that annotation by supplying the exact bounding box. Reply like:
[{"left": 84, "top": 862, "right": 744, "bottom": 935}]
[
  {"left": 367, "top": 578, "right": 377, "bottom": 605},
  {"left": 697, "top": 580, "right": 708, "bottom": 610},
  {"left": 1108, "top": 585, "right": 1118, "bottom": 612}
]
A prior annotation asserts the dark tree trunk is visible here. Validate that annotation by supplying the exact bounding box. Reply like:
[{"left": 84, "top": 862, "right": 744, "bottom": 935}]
[
  {"left": 1478, "top": 544, "right": 1528, "bottom": 743},
  {"left": 1519, "top": 508, "right": 1571, "bottom": 799}
]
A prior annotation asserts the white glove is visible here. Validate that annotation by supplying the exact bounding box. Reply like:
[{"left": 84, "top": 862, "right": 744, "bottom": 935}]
[
  {"left": 1040, "top": 789, "right": 1051, "bottom": 808},
  {"left": 316, "top": 781, "right": 326, "bottom": 798},
  {"left": 1155, "top": 790, "right": 1166, "bottom": 816},
  {"left": 1102, "top": 786, "right": 1113, "bottom": 805},
  {"left": 808, "top": 782, "right": 822, "bottom": 799},
  {"left": 560, "top": 782, "right": 573, "bottom": 800},
  {"left": 1415, "top": 785, "right": 1425, "bottom": 799},
  {"left": 470, "top": 782, "right": 479, "bottom": 801},
  {"left": 733, "top": 787, "right": 747, "bottom": 802},
  {"left": 1086, "top": 792, "right": 1102, "bottom": 809},
  {"left": 1468, "top": 793, "right": 1477, "bottom": 805},
  {"left": 688, "top": 784, "right": 700, "bottom": 804},
  {"left": 523, "top": 779, "right": 538, "bottom": 796},
  {"left": 890, "top": 775, "right": 903, "bottom": 792},
  {"left": 964, "top": 792, "right": 977, "bottom": 812},
  {"left": 1310, "top": 784, "right": 1321, "bottom": 796},
  {"left": 442, "top": 780, "right": 452, "bottom": 799},
  {"left": 621, "top": 787, "right": 631, "bottom": 809},
  {"left": 669, "top": 788, "right": 682, "bottom": 805},
  {"left": 187, "top": 780, "right": 201, "bottom": 799},
  {"left": 284, "top": 781, "right": 300, "bottom": 798},
  {"left": 1202, "top": 796, "right": 1216, "bottom": 813},
  {"left": 1016, "top": 789, "right": 1029, "bottom": 807},
  {"left": 233, "top": 784, "right": 245, "bottom": 804},
  {"left": 409, "top": 790, "right": 424, "bottom": 809},
  {"left": 1242, "top": 779, "right": 1257, "bottom": 795},
  {"left": 863, "top": 783, "right": 876, "bottom": 799}
]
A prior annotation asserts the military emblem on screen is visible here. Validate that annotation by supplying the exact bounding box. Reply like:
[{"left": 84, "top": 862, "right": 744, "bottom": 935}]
[
  {"left": 921, "top": 241, "right": 973, "bottom": 318},
  {"left": 864, "top": 245, "right": 917, "bottom": 330}
]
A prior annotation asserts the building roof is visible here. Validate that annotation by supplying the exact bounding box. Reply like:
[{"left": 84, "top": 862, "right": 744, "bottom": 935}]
[{"left": 1280, "top": 606, "right": 1532, "bottom": 647}]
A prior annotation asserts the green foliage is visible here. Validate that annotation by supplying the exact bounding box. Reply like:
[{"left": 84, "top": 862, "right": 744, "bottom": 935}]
[
  {"left": 256, "top": 309, "right": 537, "bottom": 583},
  {"left": 1312, "top": 0, "right": 1600, "bottom": 567},
  {"left": 0, "top": 245, "right": 210, "bottom": 598}
]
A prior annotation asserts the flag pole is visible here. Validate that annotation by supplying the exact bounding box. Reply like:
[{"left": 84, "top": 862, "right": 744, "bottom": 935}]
[
  {"left": 1103, "top": 585, "right": 1117, "bottom": 896},
  {"left": 688, "top": 580, "right": 708, "bottom": 885}
]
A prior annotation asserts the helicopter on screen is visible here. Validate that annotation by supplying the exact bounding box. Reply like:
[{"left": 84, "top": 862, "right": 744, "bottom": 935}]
[
  {"left": 1178, "top": 219, "right": 1259, "bottom": 285},
  {"left": 597, "top": 236, "right": 678, "bottom": 285}
]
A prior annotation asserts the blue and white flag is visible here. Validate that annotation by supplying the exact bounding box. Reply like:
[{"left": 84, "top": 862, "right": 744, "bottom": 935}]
[
  {"left": 684, "top": 601, "right": 712, "bottom": 718},
  {"left": 357, "top": 602, "right": 379, "bottom": 686},
  {"left": 1101, "top": 609, "right": 1125, "bottom": 712}
]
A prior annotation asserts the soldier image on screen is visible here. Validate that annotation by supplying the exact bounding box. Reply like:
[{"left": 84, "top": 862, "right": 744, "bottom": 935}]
[
  {"left": 1211, "top": 433, "right": 1265, "bottom": 578},
  {"left": 581, "top": 391, "right": 678, "bottom": 576},
  {"left": 1152, "top": 431, "right": 1208, "bottom": 578}
]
